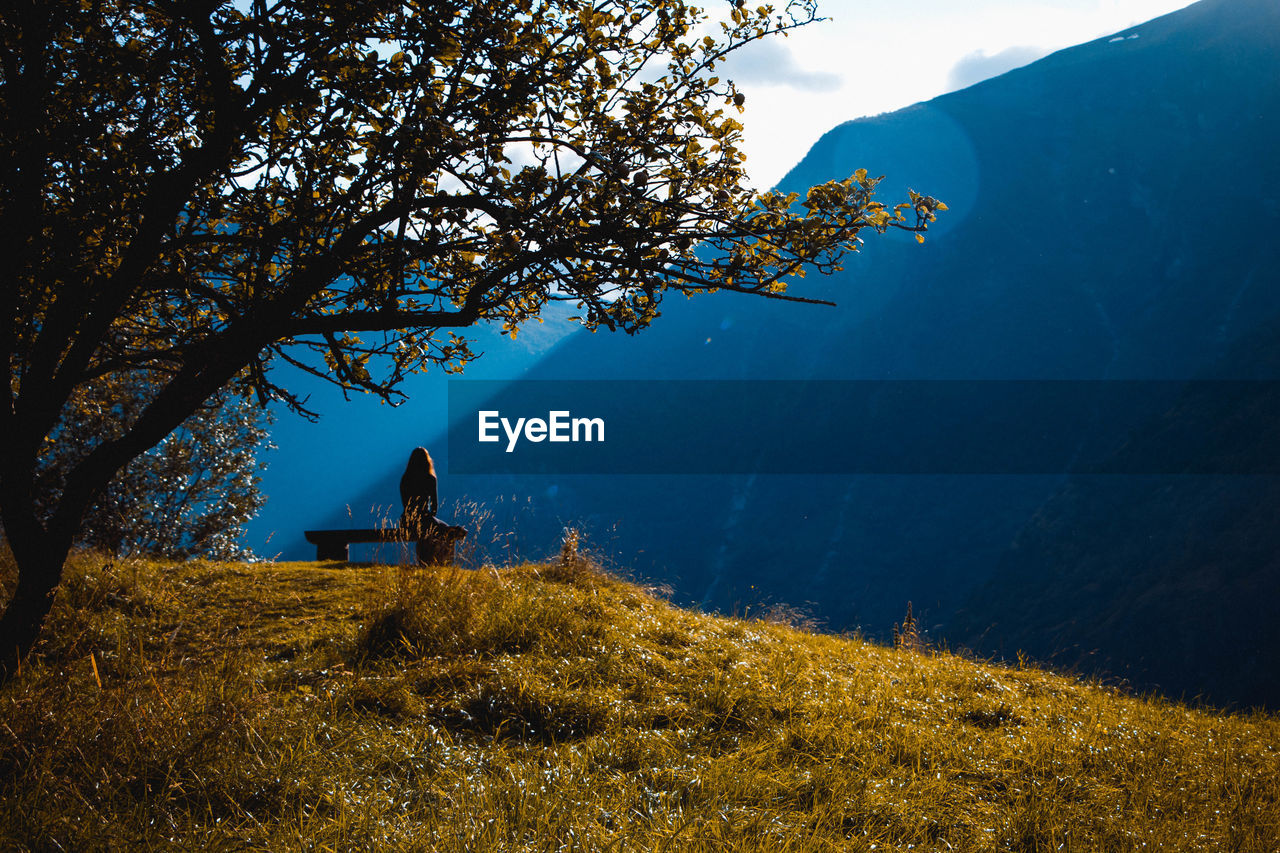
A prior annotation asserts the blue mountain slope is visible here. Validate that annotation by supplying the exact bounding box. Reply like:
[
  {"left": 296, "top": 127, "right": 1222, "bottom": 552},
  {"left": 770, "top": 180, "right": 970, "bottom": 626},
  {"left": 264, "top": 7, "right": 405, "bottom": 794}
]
[{"left": 955, "top": 314, "right": 1280, "bottom": 709}]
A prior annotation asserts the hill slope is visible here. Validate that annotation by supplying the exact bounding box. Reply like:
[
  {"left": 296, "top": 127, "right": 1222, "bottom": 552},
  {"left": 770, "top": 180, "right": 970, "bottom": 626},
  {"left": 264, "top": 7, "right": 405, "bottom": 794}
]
[{"left": 2, "top": 554, "right": 1277, "bottom": 850}]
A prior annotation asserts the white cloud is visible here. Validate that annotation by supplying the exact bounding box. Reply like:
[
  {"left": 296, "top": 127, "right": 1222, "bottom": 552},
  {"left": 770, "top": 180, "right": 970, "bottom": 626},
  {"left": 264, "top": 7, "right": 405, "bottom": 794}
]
[
  {"left": 946, "top": 45, "right": 1051, "bottom": 91},
  {"left": 720, "top": 38, "right": 843, "bottom": 93}
]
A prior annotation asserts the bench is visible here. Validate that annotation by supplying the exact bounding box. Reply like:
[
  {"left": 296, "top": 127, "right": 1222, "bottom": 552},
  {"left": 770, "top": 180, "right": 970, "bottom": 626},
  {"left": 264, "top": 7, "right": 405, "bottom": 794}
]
[{"left": 304, "top": 525, "right": 466, "bottom": 563}]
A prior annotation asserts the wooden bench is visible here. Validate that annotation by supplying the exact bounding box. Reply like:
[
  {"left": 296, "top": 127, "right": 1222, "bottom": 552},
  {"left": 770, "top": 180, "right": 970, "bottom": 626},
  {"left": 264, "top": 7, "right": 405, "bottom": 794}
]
[{"left": 304, "top": 526, "right": 466, "bottom": 563}]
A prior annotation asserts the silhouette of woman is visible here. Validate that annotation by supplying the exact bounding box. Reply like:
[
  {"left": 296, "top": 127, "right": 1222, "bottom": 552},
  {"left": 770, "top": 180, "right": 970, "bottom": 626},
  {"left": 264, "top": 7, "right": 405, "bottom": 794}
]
[
  {"left": 399, "top": 447, "right": 466, "bottom": 564},
  {"left": 399, "top": 447, "right": 440, "bottom": 537}
]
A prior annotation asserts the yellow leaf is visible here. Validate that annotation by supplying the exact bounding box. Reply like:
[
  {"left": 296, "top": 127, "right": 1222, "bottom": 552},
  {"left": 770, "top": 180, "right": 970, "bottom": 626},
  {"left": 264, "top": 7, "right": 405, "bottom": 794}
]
[
  {"left": 438, "top": 37, "right": 461, "bottom": 62},
  {"left": 915, "top": 233, "right": 925, "bottom": 244}
]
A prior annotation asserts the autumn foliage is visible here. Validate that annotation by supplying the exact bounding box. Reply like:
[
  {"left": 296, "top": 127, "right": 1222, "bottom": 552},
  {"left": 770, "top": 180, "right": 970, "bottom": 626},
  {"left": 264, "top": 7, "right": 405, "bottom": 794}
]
[{"left": 0, "top": 0, "right": 941, "bottom": 679}]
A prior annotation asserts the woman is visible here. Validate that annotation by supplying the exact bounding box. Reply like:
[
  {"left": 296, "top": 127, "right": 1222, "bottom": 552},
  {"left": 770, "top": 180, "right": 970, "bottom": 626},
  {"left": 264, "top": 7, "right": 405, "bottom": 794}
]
[{"left": 399, "top": 447, "right": 465, "bottom": 563}]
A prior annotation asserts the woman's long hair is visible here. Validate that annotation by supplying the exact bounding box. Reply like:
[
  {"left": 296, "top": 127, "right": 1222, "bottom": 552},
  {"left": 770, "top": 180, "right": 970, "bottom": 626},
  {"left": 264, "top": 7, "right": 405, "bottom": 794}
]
[{"left": 403, "top": 447, "right": 436, "bottom": 481}]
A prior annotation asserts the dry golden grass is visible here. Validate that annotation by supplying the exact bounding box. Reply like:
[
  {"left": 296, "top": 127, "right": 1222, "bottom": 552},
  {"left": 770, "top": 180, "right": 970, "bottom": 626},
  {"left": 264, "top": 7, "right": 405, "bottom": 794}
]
[{"left": 1, "top": 550, "right": 1277, "bottom": 851}]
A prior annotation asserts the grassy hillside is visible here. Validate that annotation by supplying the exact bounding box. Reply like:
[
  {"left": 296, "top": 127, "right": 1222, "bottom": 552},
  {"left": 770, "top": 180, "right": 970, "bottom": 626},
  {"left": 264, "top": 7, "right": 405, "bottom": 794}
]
[{"left": 1, "top": 551, "right": 1277, "bottom": 851}]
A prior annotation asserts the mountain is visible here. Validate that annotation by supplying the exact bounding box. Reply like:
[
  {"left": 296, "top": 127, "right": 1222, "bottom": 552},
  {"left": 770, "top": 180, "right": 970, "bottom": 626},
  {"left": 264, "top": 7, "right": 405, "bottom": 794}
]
[
  {"left": 301, "top": 0, "right": 1280, "bottom": 705},
  {"left": 953, "top": 318, "right": 1280, "bottom": 709}
]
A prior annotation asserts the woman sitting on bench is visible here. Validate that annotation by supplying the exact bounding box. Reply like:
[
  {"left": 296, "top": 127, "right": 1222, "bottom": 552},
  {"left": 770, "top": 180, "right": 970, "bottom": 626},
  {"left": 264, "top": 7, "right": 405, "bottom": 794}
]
[{"left": 399, "top": 447, "right": 465, "bottom": 564}]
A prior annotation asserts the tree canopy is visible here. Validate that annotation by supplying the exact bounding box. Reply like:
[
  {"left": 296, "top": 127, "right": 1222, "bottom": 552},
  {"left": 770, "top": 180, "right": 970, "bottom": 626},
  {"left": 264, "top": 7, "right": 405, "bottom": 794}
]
[{"left": 0, "top": 0, "right": 942, "bottom": 679}]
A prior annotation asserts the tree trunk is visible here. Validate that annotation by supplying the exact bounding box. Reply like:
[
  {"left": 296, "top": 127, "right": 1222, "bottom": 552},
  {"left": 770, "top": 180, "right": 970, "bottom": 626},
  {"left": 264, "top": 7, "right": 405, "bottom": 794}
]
[
  {"left": 0, "top": 461, "right": 85, "bottom": 687},
  {"left": 0, "top": 539, "right": 69, "bottom": 684}
]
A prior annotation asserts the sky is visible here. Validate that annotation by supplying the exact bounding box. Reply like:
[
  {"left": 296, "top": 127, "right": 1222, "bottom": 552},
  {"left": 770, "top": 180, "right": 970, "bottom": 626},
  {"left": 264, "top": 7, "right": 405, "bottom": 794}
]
[{"left": 720, "top": 0, "right": 1198, "bottom": 189}]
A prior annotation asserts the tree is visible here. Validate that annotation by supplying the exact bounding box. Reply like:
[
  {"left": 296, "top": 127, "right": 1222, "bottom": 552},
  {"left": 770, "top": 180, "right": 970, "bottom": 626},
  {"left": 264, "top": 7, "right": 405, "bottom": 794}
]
[
  {"left": 34, "top": 377, "right": 272, "bottom": 561},
  {"left": 0, "top": 0, "right": 943, "bottom": 681}
]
